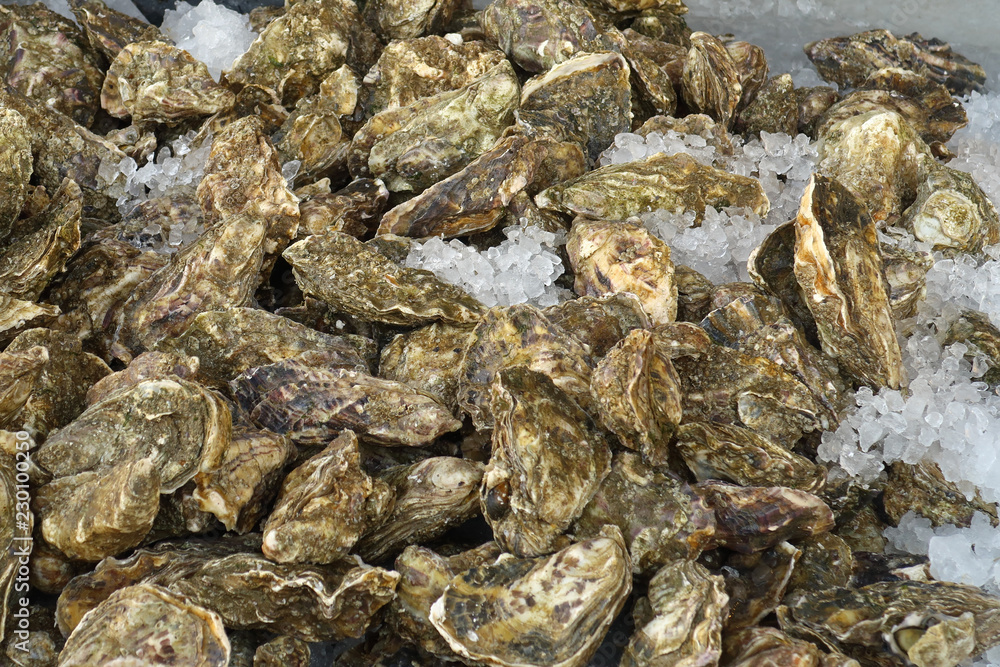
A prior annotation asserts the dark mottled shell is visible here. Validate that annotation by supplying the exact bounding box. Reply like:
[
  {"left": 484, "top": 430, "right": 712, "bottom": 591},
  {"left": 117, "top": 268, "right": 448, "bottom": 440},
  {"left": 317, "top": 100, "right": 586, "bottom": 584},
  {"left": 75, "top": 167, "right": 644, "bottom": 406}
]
[
  {"left": 722, "top": 541, "right": 800, "bottom": 631},
  {"left": 883, "top": 461, "right": 998, "bottom": 528},
  {"left": 682, "top": 32, "right": 743, "bottom": 128},
  {"left": 543, "top": 292, "right": 650, "bottom": 358},
  {"left": 69, "top": 0, "right": 165, "bottom": 60},
  {"left": 737, "top": 73, "right": 798, "bottom": 136},
  {"left": 379, "top": 322, "right": 473, "bottom": 414},
  {"left": 0, "top": 107, "right": 31, "bottom": 242}
]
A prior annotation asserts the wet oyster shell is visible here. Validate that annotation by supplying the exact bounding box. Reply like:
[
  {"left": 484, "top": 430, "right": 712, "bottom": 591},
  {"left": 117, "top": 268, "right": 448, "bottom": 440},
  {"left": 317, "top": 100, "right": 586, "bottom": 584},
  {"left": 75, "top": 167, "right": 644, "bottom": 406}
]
[
  {"left": 574, "top": 452, "right": 716, "bottom": 572},
  {"left": 253, "top": 636, "right": 310, "bottom": 667},
  {"left": 0, "top": 345, "right": 49, "bottom": 433},
  {"left": 58, "top": 583, "right": 230, "bottom": 667},
  {"left": 85, "top": 351, "right": 199, "bottom": 405},
  {"left": 682, "top": 32, "right": 743, "bottom": 128},
  {"left": 536, "top": 152, "right": 769, "bottom": 223},
  {"left": 102, "top": 41, "right": 236, "bottom": 123},
  {"left": 273, "top": 93, "right": 346, "bottom": 182},
  {"left": 357, "top": 456, "right": 484, "bottom": 563},
  {"left": 676, "top": 422, "right": 827, "bottom": 492},
  {"left": 69, "top": 0, "right": 165, "bottom": 60},
  {"left": 0, "top": 107, "right": 31, "bottom": 242},
  {"left": 903, "top": 160, "right": 1000, "bottom": 254},
  {"left": 723, "top": 541, "right": 801, "bottom": 631},
  {"left": 880, "top": 243, "right": 931, "bottom": 321},
  {"left": 722, "top": 626, "right": 831, "bottom": 667},
  {"left": 429, "top": 526, "right": 632, "bottom": 667},
  {"left": 883, "top": 461, "right": 998, "bottom": 528},
  {"left": 297, "top": 177, "right": 389, "bottom": 238},
  {"left": 696, "top": 481, "right": 835, "bottom": 554},
  {"left": 156, "top": 307, "right": 373, "bottom": 387},
  {"left": 364, "top": 0, "right": 463, "bottom": 41},
  {"left": 379, "top": 322, "right": 474, "bottom": 415},
  {"left": 0, "top": 3, "right": 104, "bottom": 128},
  {"left": 630, "top": 7, "right": 691, "bottom": 46},
  {"left": 798, "top": 85, "right": 841, "bottom": 138},
  {"left": 543, "top": 292, "right": 651, "bottom": 358},
  {"left": 786, "top": 532, "right": 855, "bottom": 597},
  {"left": 727, "top": 40, "right": 769, "bottom": 111},
  {"left": 483, "top": 366, "right": 611, "bottom": 557},
  {"left": 457, "top": 303, "right": 595, "bottom": 429},
  {"left": 227, "top": 0, "right": 381, "bottom": 106},
  {"left": 284, "top": 231, "right": 485, "bottom": 327},
  {"left": 590, "top": 329, "right": 682, "bottom": 466},
  {"left": 262, "top": 430, "right": 392, "bottom": 564},
  {"left": 622, "top": 559, "right": 728, "bottom": 667},
  {"left": 943, "top": 309, "right": 1000, "bottom": 387},
  {"left": 793, "top": 173, "right": 903, "bottom": 389},
  {"left": 621, "top": 30, "right": 679, "bottom": 120},
  {"left": 747, "top": 220, "right": 817, "bottom": 341},
  {"left": 737, "top": 73, "right": 798, "bottom": 136},
  {"left": 231, "top": 360, "right": 461, "bottom": 446},
  {"left": 568, "top": 219, "right": 677, "bottom": 326}
]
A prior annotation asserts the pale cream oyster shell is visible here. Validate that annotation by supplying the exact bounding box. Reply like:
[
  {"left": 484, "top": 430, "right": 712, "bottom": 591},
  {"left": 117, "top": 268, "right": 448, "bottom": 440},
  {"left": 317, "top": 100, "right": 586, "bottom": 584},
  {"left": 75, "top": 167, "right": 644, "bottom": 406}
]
[{"left": 429, "top": 526, "right": 632, "bottom": 667}]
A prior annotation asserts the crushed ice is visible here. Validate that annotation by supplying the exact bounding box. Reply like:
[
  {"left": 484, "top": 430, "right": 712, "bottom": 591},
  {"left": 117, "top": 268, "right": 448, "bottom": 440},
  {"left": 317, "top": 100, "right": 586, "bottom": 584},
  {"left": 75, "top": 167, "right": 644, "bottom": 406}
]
[{"left": 160, "top": 0, "right": 258, "bottom": 81}]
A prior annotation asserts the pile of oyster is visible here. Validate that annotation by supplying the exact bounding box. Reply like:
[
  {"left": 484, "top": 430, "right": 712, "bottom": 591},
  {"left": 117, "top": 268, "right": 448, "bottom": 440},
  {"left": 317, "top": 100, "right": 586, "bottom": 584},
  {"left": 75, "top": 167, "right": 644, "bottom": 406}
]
[{"left": 3, "top": 0, "right": 1000, "bottom": 664}]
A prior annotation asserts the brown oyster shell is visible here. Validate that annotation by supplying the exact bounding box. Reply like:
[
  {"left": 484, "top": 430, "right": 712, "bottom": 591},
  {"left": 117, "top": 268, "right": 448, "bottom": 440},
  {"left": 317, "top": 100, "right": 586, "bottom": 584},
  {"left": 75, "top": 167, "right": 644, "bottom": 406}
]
[
  {"left": 630, "top": 7, "right": 691, "bottom": 46},
  {"left": 59, "top": 583, "right": 230, "bottom": 667},
  {"left": 793, "top": 173, "right": 903, "bottom": 389},
  {"left": 737, "top": 73, "right": 798, "bottom": 136},
  {"left": 535, "top": 151, "right": 769, "bottom": 223},
  {"left": 482, "top": 366, "right": 611, "bottom": 557},
  {"left": 364, "top": 0, "right": 463, "bottom": 41},
  {"left": 253, "top": 636, "right": 310, "bottom": 667},
  {"left": 786, "top": 532, "right": 855, "bottom": 597},
  {"left": 230, "top": 359, "right": 461, "bottom": 446},
  {"left": 297, "top": 177, "right": 389, "bottom": 238},
  {"left": 262, "top": 430, "right": 393, "bottom": 563},
  {"left": 357, "top": 456, "right": 485, "bottom": 563},
  {"left": 429, "top": 526, "right": 632, "bottom": 667},
  {"left": 883, "top": 461, "right": 998, "bottom": 528},
  {"left": 798, "top": 85, "right": 841, "bottom": 137},
  {"left": 722, "top": 626, "right": 831, "bottom": 667},
  {"left": 272, "top": 94, "right": 346, "bottom": 182},
  {"left": 284, "top": 231, "right": 485, "bottom": 327},
  {"left": 727, "top": 40, "right": 769, "bottom": 111},
  {"left": 69, "top": 0, "right": 165, "bottom": 60},
  {"left": 378, "top": 322, "right": 474, "bottom": 415},
  {"left": 457, "top": 303, "right": 595, "bottom": 430},
  {"left": 0, "top": 107, "right": 31, "bottom": 242},
  {"left": 590, "top": 329, "right": 682, "bottom": 466},
  {"left": 622, "top": 559, "right": 728, "bottom": 667},
  {"left": 682, "top": 32, "right": 743, "bottom": 128},
  {"left": 904, "top": 160, "right": 1000, "bottom": 254},
  {"left": 542, "top": 292, "right": 651, "bottom": 358},
  {"left": 943, "top": 309, "right": 1000, "bottom": 387},
  {"left": 85, "top": 350, "right": 199, "bottom": 405},
  {"left": 573, "top": 452, "right": 716, "bottom": 572},
  {"left": 722, "top": 541, "right": 801, "bottom": 631},
  {"left": 102, "top": 41, "right": 236, "bottom": 123},
  {"left": 567, "top": 218, "right": 677, "bottom": 326}
]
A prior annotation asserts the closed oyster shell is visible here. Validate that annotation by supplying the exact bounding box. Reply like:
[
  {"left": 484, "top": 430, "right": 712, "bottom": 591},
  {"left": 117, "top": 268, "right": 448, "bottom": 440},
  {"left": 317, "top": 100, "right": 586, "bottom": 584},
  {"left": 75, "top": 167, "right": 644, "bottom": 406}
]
[
  {"left": 253, "top": 636, "right": 310, "bottom": 667},
  {"left": 883, "top": 461, "right": 997, "bottom": 528},
  {"left": 59, "top": 583, "right": 230, "bottom": 667},
  {"left": 943, "top": 309, "right": 1000, "bottom": 387},
  {"left": 573, "top": 452, "right": 716, "bottom": 573},
  {"left": 69, "top": 0, "right": 165, "bottom": 60},
  {"left": 227, "top": 0, "right": 382, "bottom": 106},
  {"left": 457, "top": 303, "right": 595, "bottom": 430},
  {"left": 722, "top": 541, "right": 801, "bottom": 631},
  {"left": 262, "top": 430, "right": 393, "bottom": 564},
  {"left": 880, "top": 243, "right": 931, "bottom": 321},
  {"left": 297, "top": 177, "right": 389, "bottom": 238},
  {"left": 284, "top": 231, "right": 485, "bottom": 327},
  {"left": 85, "top": 351, "right": 197, "bottom": 407},
  {"left": 621, "top": 30, "right": 679, "bottom": 120},
  {"left": 536, "top": 152, "right": 769, "bottom": 223},
  {"left": 357, "top": 456, "right": 485, "bottom": 563},
  {"left": 786, "top": 533, "right": 855, "bottom": 597},
  {"left": 568, "top": 218, "right": 677, "bottom": 326},
  {"left": 621, "top": 559, "right": 728, "bottom": 667},
  {"left": 0, "top": 107, "right": 31, "bottom": 242},
  {"left": 682, "top": 31, "right": 743, "bottom": 128},
  {"left": 379, "top": 322, "right": 474, "bottom": 415},
  {"left": 102, "top": 41, "right": 236, "bottom": 123},
  {"left": 676, "top": 422, "right": 827, "bottom": 492},
  {"left": 590, "top": 329, "right": 682, "bottom": 466},
  {"left": 727, "top": 40, "right": 769, "bottom": 111},
  {"left": 429, "top": 526, "right": 632, "bottom": 667},
  {"left": 722, "top": 626, "right": 830, "bottom": 667},
  {"left": 793, "top": 173, "right": 903, "bottom": 389},
  {"left": 737, "top": 73, "right": 798, "bottom": 136},
  {"left": 364, "top": 0, "right": 463, "bottom": 41},
  {"left": 543, "top": 292, "right": 651, "bottom": 358},
  {"left": 483, "top": 366, "right": 611, "bottom": 557},
  {"left": 904, "top": 160, "right": 1000, "bottom": 254}
]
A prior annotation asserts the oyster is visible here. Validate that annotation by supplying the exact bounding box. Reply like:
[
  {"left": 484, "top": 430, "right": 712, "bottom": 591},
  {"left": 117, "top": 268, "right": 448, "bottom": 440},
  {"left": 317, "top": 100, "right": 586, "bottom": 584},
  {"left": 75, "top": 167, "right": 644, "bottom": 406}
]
[
  {"left": 58, "top": 583, "right": 230, "bottom": 667},
  {"left": 0, "top": 345, "right": 49, "bottom": 432},
  {"left": 903, "top": 160, "right": 1000, "bottom": 254},
  {"left": 637, "top": 112, "right": 736, "bottom": 156},
  {"left": 0, "top": 3, "right": 104, "bottom": 128},
  {"left": 622, "top": 559, "right": 728, "bottom": 667},
  {"left": 297, "top": 177, "right": 389, "bottom": 238},
  {"left": 253, "top": 636, "right": 310, "bottom": 667},
  {"left": 722, "top": 627, "right": 830, "bottom": 667},
  {"left": 482, "top": 366, "right": 611, "bottom": 557},
  {"left": 364, "top": 0, "right": 463, "bottom": 41},
  {"left": 357, "top": 456, "right": 485, "bottom": 563},
  {"left": 727, "top": 40, "right": 769, "bottom": 111},
  {"left": 883, "top": 461, "right": 998, "bottom": 528},
  {"left": 574, "top": 452, "right": 716, "bottom": 572},
  {"left": 722, "top": 541, "right": 801, "bottom": 630},
  {"left": 0, "top": 107, "right": 31, "bottom": 242},
  {"left": 804, "top": 29, "right": 986, "bottom": 96},
  {"left": 367, "top": 37, "right": 508, "bottom": 115},
  {"left": 630, "top": 7, "right": 691, "bottom": 46},
  {"left": 156, "top": 307, "right": 373, "bottom": 387},
  {"left": 793, "top": 174, "right": 903, "bottom": 389},
  {"left": 230, "top": 360, "right": 461, "bottom": 446},
  {"left": 429, "top": 526, "right": 632, "bottom": 667},
  {"left": 674, "top": 263, "right": 715, "bottom": 322},
  {"left": 682, "top": 32, "right": 743, "bottom": 128},
  {"left": 943, "top": 309, "right": 1000, "bottom": 387},
  {"left": 590, "top": 329, "right": 683, "bottom": 466},
  {"left": 798, "top": 85, "right": 841, "bottom": 137},
  {"left": 535, "top": 152, "right": 769, "bottom": 223},
  {"left": 567, "top": 219, "right": 677, "bottom": 326},
  {"left": 85, "top": 351, "right": 198, "bottom": 405},
  {"left": 696, "top": 481, "right": 835, "bottom": 553},
  {"left": 543, "top": 292, "right": 651, "bottom": 358},
  {"left": 676, "top": 422, "right": 827, "bottom": 492},
  {"left": 349, "top": 60, "right": 520, "bottom": 193},
  {"left": 879, "top": 243, "right": 934, "bottom": 320},
  {"left": 379, "top": 322, "right": 474, "bottom": 414},
  {"left": 69, "top": 0, "right": 165, "bottom": 60},
  {"left": 787, "top": 532, "right": 855, "bottom": 596},
  {"left": 283, "top": 231, "right": 485, "bottom": 326},
  {"left": 622, "top": 29, "right": 679, "bottom": 119},
  {"left": 456, "top": 304, "right": 595, "bottom": 429},
  {"left": 273, "top": 93, "right": 347, "bottom": 182},
  {"left": 102, "top": 41, "right": 236, "bottom": 123},
  {"left": 737, "top": 73, "right": 798, "bottom": 136},
  {"left": 747, "top": 220, "right": 817, "bottom": 340},
  {"left": 262, "top": 430, "right": 392, "bottom": 563},
  {"left": 517, "top": 51, "right": 632, "bottom": 164},
  {"left": 227, "top": 0, "right": 382, "bottom": 106}
]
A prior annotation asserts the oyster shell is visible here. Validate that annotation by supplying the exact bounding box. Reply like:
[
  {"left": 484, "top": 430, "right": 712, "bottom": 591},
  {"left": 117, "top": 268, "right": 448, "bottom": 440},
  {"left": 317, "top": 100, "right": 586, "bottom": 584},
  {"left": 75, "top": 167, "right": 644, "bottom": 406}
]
[
  {"left": 621, "top": 29, "right": 679, "bottom": 119},
  {"left": 253, "top": 636, "right": 310, "bottom": 667},
  {"left": 0, "top": 107, "right": 31, "bottom": 242},
  {"left": 682, "top": 31, "right": 743, "bottom": 128},
  {"left": 262, "top": 430, "right": 393, "bottom": 563},
  {"left": 727, "top": 40, "right": 769, "bottom": 111},
  {"left": 0, "top": 345, "right": 49, "bottom": 432},
  {"left": 637, "top": 113, "right": 736, "bottom": 156},
  {"left": 297, "top": 177, "right": 389, "bottom": 238},
  {"left": 364, "top": 0, "right": 463, "bottom": 41},
  {"left": 590, "top": 329, "right": 683, "bottom": 466},
  {"left": 621, "top": 559, "right": 728, "bottom": 667},
  {"left": 0, "top": 3, "right": 104, "bottom": 128},
  {"left": 573, "top": 452, "right": 716, "bottom": 572},
  {"left": 630, "top": 7, "right": 691, "bottom": 46},
  {"left": 567, "top": 219, "right": 677, "bottom": 326},
  {"left": 696, "top": 481, "right": 835, "bottom": 554},
  {"left": 283, "top": 231, "right": 485, "bottom": 326},
  {"left": 722, "top": 626, "right": 830, "bottom": 667},
  {"left": 543, "top": 292, "right": 651, "bottom": 358},
  {"left": 737, "top": 73, "right": 798, "bottom": 136},
  {"left": 943, "top": 309, "right": 1000, "bottom": 387},
  {"left": 793, "top": 173, "right": 903, "bottom": 389},
  {"left": 227, "top": 0, "right": 382, "bottom": 106},
  {"left": 102, "top": 41, "right": 236, "bottom": 123},
  {"left": 676, "top": 422, "right": 827, "bottom": 492},
  {"left": 272, "top": 95, "right": 346, "bottom": 183},
  {"left": 483, "top": 366, "right": 611, "bottom": 557},
  {"left": 535, "top": 152, "right": 769, "bottom": 223},
  {"left": 747, "top": 220, "right": 817, "bottom": 341},
  {"left": 58, "top": 583, "right": 230, "bottom": 667},
  {"left": 903, "top": 160, "right": 1000, "bottom": 254},
  {"left": 883, "top": 461, "right": 998, "bottom": 528},
  {"left": 798, "top": 85, "right": 841, "bottom": 137},
  {"left": 230, "top": 359, "right": 461, "bottom": 446},
  {"left": 787, "top": 532, "right": 855, "bottom": 597},
  {"left": 69, "top": 0, "right": 165, "bottom": 60},
  {"left": 429, "top": 526, "right": 632, "bottom": 667},
  {"left": 379, "top": 322, "right": 473, "bottom": 415},
  {"left": 85, "top": 351, "right": 198, "bottom": 405},
  {"left": 357, "top": 456, "right": 484, "bottom": 563},
  {"left": 722, "top": 541, "right": 801, "bottom": 630},
  {"left": 457, "top": 303, "right": 595, "bottom": 429}
]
